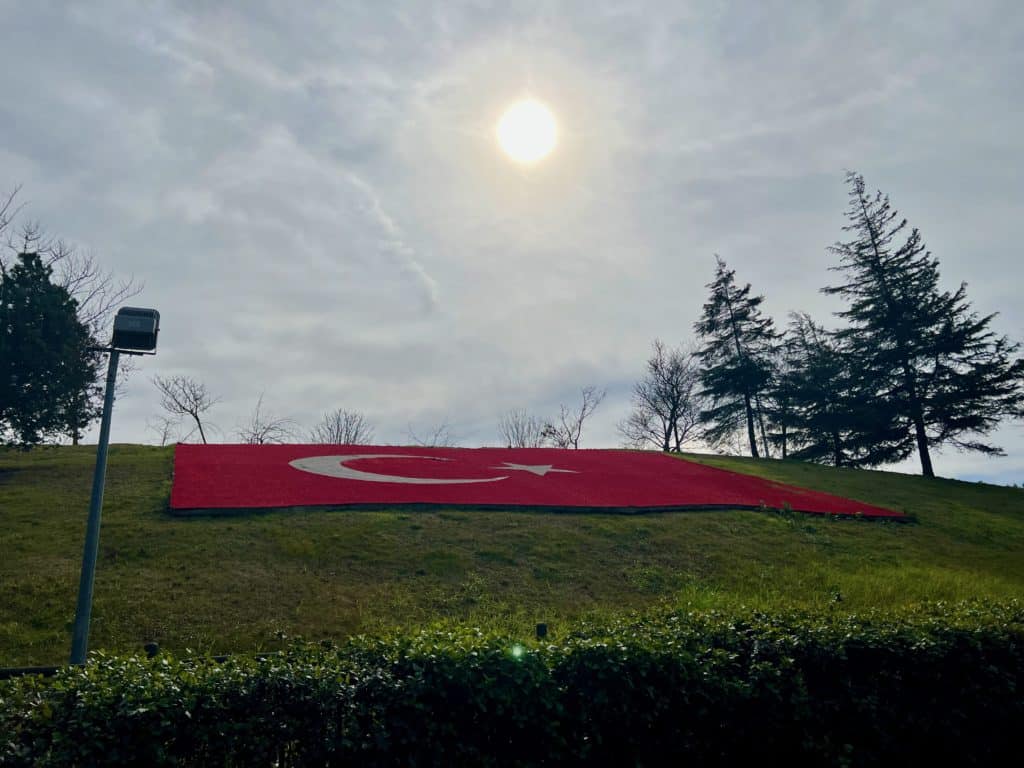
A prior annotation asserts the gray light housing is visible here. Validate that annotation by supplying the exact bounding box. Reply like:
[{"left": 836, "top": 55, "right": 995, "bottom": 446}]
[{"left": 111, "top": 307, "right": 160, "bottom": 352}]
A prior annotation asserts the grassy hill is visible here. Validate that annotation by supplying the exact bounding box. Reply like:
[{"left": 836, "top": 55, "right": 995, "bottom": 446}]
[{"left": 1, "top": 444, "right": 1022, "bottom": 667}]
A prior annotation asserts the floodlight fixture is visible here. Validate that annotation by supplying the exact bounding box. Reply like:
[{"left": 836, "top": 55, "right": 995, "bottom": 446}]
[{"left": 111, "top": 306, "right": 159, "bottom": 353}]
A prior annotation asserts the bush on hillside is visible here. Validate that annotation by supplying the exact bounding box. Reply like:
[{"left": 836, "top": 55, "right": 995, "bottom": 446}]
[{"left": 2, "top": 601, "right": 1022, "bottom": 766}]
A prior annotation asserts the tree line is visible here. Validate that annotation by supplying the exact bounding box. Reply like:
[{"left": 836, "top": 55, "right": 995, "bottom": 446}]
[
  {"left": 622, "top": 172, "right": 1024, "bottom": 477},
  {"left": 4, "top": 174, "right": 1022, "bottom": 478},
  {"left": 149, "top": 374, "right": 609, "bottom": 450},
  {"left": 1, "top": 188, "right": 141, "bottom": 447}
]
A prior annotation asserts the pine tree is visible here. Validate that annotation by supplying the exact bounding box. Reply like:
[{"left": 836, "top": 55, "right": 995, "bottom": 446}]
[
  {"left": 824, "top": 172, "right": 1024, "bottom": 476},
  {"left": 774, "top": 313, "right": 903, "bottom": 467},
  {"left": 1, "top": 253, "right": 98, "bottom": 447},
  {"left": 763, "top": 363, "right": 793, "bottom": 460},
  {"left": 694, "top": 256, "right": 779, "bottom": 458}
]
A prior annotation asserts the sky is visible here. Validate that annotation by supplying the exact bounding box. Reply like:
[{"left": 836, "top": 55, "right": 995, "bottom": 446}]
[{"left": 2, "top": 0, "right": 1022, "bottom": 484}]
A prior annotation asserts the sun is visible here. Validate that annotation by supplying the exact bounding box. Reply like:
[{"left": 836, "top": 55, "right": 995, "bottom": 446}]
[{"left": 496, "top": 99, "right": 558, "bottom": 165}]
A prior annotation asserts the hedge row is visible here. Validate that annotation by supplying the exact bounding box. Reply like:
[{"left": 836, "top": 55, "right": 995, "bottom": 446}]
[{"left": 2, "top": 601, "right": 1022, "bottom": 766}]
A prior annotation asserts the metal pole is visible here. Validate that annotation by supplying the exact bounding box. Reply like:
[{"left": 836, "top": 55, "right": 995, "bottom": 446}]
[{"left": 69, "top": 348, "right": 120, "bottom": 665}]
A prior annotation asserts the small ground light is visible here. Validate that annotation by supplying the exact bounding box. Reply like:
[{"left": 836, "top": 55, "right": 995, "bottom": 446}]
[
  {"left": 536, "top": 623, "right": 547, "bottom": 639},
  {"left": 511, "top": 644, "right": 525, "bottom": 659}
]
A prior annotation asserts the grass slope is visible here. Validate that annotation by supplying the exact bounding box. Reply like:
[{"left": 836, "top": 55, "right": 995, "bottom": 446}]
[{"left": 1, "top": 445, "right": 1022, "bottom": 666}]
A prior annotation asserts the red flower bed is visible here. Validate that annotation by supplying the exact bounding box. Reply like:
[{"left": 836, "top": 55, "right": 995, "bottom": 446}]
[{"left": 169, "top": 444, "right": 904, "bottom": 519}]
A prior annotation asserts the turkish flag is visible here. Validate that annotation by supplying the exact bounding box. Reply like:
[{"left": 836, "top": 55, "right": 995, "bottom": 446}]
[{"left": 169, "top": 444, "right": 903, "bottom": 519}]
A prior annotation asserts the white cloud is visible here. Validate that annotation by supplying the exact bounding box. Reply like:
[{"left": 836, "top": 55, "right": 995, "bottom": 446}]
[{"left": 2, "top": 0, "right": 1022, "bottom": 480}]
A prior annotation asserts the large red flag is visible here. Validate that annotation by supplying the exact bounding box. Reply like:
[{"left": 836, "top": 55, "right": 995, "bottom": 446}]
[{"left": 169, "top": 444, "right": 904, "bottom": 519}]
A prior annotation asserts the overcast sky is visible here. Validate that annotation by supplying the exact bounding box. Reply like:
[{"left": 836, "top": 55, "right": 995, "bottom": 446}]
[{"left": 3, "top": 1, "right": 1022, "bottom": 483}]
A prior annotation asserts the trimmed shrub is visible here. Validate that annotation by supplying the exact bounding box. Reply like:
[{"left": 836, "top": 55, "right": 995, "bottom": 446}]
[{"left": 2, "top": 601, "right": 1022, "bottom": 766}]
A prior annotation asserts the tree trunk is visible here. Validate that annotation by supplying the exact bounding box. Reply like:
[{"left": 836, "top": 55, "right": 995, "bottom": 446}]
[
  {"left": 725, "top": 297, "right": 760, "bottom": 459},
  {"left": 743, "top": 392, "right": 759, "bottom": 458},
  {"left": 913, "top": 414, "right": 934, "bottom": 477},
  {"left": 903, "top": 366, "right": 935, "bottom": 477},
  {"left": 754, "top": 394, "right": 771, "bottom": 459}
]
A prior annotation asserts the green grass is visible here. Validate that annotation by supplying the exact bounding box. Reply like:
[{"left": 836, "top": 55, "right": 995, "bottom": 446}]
[{"left": 1, "top": 444, "right": 1022, "bottom": 666}]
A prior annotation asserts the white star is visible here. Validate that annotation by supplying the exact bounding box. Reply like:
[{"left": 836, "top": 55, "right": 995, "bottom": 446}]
[{"left": 491, "top": 462, "right": 578, "bottom": 477}]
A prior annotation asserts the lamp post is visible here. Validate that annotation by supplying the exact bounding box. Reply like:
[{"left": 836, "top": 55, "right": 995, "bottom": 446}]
[{"left": 69, "top": 307, "right": 159, "bottom": 665}]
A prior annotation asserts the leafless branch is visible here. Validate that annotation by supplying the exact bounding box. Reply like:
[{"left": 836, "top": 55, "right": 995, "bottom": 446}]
[
  {"left": 0, "top": 186, "right": 24, "bottom": 253},
  {"left": 542, "top": 386, "right": 606, "bottom": 449},
  {"left": 2, "top": 194, "right": 142, "bottom": 432},
  {"left": 407, "top": 419, "right": 457, "bottom": 447},
  {"left": 146, "top": 414, "right": 180, "bottom": 447},
  {"left": 498, "top": 408, "right": 545, "bottom": 448},
  {"left": 54, "top": 246, "right": 142, "bottom": 335},
  {"left": 618, "top": 340, "right": 705, "bottom": 452},
  {"left": 236, "top": 392, "right": 298, "bottom": 445},
  {"left": 153, "top": 374, "right": 220, "bottom": 444},
  {"left": 1, "top": 192, "right": 142, "bottom": 331},
  {"left": 7, "top": 221, "right": 48, "bottom": 262},
  {"left": 309, "top": 408, "right": 375, "bottom": 445}
]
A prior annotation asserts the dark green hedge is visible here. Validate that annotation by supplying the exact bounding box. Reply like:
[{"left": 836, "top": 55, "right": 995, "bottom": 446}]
[{"left": 2, "top": 601, "right": 1022, "bottom": 766}]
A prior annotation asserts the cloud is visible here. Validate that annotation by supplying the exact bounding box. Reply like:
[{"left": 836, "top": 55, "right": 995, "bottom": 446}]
[
  {"left": 157, "top": 124, "right": 440, "bottom": 315},
  {"left": 344, "top": 171, "right": 440, "bottom": 312},
  {"left": 2, "top": 0, "right": 1021, "bottom": 478}
]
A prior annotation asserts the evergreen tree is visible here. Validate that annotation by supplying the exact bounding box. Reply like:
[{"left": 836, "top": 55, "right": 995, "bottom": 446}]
[
  {"left": 0, "top": 252, "right": 97, "bottom": 447},
  {"left": 694, "top": 256, "right": 779, "bottom": 458},
  {"left": 763, "top": 361, "right": 793, "bottom": 459},
  {"left": 824, "top": 172, "right": 1024, "bottom": 476},
  {"left": 774, "top": 313, "right": 903, "bottom": 467},
  {"left": 59, "top": 363, "right": 103, "bottom": 445}
]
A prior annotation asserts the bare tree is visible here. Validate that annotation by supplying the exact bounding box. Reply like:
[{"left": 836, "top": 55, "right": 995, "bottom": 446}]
[
  {"left": 4, "top": 218, "right": 141, "bottom": 334},
  {"left": 714, "top": 427, "right": 751, "bottom": 457},
  {"left": 236, "top": 393, "right": 297, "bottom": 445},
  {"left": 498, "top": 408, "right": 545, "bottom": 448},
  {"left": 619, "top": 340, "right": 705, "bottom": 452},
  {"left": 146, "top": 414, "right": 180, "bottom": 447},
  {"left": 407, "top": 419, "right": 457, "bottom": 447},
  {"left": 542, "top": 386, "right": 606, "bottom": 449},
  {"left": 309, "top": 408, "right": 375, "bottom": 445},
  {"left": 153, "top": 374, "right": 219, "bottom": 444},
  {"left": 54, "top": 246, "right": 142, "bottom": 337}
]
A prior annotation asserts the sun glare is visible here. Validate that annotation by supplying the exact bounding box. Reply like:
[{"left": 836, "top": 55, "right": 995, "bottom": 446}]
[{"left": 496, "top": 99, "right": 558, "bottom": 165}]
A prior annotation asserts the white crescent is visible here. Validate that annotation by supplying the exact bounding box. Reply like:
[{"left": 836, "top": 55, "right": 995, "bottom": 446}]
[{"left": 289, "top": 454, "right": 509, "bottom": 485}]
